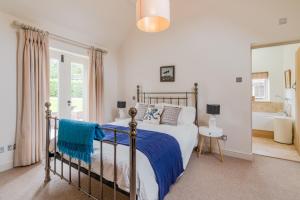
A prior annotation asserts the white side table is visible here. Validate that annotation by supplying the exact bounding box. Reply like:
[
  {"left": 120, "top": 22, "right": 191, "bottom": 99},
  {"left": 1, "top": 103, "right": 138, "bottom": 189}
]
[{"left": 198, "top": 126, "right": 224, "bottom": 162}]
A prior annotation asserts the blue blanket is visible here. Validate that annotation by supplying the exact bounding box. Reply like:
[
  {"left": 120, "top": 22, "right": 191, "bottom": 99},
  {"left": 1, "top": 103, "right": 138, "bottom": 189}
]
[
  {"left": 101, "top": 124, "right": 184, "bottom": 200},
  {"left": 57, "top": 119, "right": 105, "bottom": 164}
]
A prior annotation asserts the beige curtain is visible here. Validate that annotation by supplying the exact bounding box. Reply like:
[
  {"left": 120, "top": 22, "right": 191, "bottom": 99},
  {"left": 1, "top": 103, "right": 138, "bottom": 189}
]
[
  {"left": 14, "top": 29, "right": 49, "bottom": 167},
  {"left": 88, "top": 48, "right": 104, "bottom": 123}
]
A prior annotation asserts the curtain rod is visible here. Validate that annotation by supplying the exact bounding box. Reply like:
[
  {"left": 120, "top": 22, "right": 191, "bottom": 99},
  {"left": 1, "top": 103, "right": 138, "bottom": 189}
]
[{"left": 12, "top": 20, "right": 108, "bottom": 54}]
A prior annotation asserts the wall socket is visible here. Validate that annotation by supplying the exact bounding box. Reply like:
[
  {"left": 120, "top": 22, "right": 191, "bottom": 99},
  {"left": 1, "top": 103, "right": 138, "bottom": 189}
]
[
  {"left": 0, "top": 146, "right": 5, "bottom": 153},
  {"left": 220, "top": 135, "right": 228, "bottom": 141}
]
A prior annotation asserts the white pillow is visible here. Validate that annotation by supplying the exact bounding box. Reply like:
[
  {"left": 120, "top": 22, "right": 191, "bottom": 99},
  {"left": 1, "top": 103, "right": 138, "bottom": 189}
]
[
  {"left": 135, "top": 103, "right": 148, "bottom": 121},
  {"left": 178, "top": 106, "right": 196, "bottom": 125}
]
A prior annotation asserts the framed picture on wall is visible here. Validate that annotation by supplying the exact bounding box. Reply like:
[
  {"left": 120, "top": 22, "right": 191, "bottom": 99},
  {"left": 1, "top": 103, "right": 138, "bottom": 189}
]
[
  {"left": 284, "top": 69, "right": 291, "bottom": 88},
  {"left": 160, "top": 66, "right": 175, "bottom": 82}
]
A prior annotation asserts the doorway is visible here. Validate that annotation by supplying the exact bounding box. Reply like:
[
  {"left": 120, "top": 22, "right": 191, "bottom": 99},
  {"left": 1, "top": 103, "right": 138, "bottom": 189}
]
[
  {"left": 251, "top": 42, "right": 300, "bottom": 162},
  {"left": 49, "top": 48, "right": 89, "bottom": 121}
]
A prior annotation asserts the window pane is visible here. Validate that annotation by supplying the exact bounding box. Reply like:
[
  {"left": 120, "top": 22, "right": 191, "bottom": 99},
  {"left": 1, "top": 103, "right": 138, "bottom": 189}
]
[
  {"left": 71, "top": 62, "right": 85, "bottom": 120},
  {"left": 252, "top": 79, "right": 268, "bottom": 100},
  {"left": 50, "top": 59, "right": 59, "bottom": 115}
]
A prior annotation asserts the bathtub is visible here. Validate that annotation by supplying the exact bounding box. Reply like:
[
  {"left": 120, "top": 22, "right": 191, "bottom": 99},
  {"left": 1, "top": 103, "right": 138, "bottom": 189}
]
[{"left": 252, "top": 112, "right": 286, "bottom": 131}]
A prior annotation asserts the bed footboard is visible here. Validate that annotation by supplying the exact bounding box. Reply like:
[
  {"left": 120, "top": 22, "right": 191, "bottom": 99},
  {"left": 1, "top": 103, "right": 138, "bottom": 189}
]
[{"left": 44, "top": 102, "right": 137, "bottom": 200}]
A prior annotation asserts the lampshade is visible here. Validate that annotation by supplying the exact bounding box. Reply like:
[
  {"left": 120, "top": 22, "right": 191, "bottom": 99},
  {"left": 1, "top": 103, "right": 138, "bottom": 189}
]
[
  {"left": 136, "top": 0, "right": 170, "bottom": 33},
  {"left": 207, "top": 104, "right": 220, "bottom": 115},
  {"left": 117, "top": 101, "right": 126, "bottom": 109}
]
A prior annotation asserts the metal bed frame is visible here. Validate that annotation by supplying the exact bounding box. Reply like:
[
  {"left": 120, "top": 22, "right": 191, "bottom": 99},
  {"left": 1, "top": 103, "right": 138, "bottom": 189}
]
[
  {"left": 137, "top": 83, "right": 198, "bottom": 125},
  {"left": 44, "top": 104, "right": 138, "bottom": 200},
  {"left": 44, "top": 83, "right": 198, "bottom": 200}
]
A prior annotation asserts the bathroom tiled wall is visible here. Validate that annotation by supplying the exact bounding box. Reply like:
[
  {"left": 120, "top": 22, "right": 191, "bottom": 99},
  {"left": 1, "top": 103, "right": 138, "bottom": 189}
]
[{"left": 252, "top": 101, "right": 284, "bottom": 113}]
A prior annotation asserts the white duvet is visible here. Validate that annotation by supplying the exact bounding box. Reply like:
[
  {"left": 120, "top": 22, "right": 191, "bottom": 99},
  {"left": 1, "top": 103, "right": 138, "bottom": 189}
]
[{"left": 61, "top": 119, "right": 198, "bottom": 200}]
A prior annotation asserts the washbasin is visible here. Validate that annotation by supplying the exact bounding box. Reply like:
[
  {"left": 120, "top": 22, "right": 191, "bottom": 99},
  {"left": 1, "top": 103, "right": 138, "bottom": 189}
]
[{"left": 273, "top": 116, "right": 293, "bottom": 144}]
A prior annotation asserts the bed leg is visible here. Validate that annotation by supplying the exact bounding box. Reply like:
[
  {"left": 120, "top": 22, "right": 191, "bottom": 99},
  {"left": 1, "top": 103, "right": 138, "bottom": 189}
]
[
  {"left": 44, "top": 102, "right": 52, "bottom": 183},
  {"left": 129, "top": 107, "right": 137, "bottom": 200}
]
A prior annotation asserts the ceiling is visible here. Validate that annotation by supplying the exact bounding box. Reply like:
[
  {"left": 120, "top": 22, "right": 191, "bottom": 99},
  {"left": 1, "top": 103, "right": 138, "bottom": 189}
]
[
  {"left": 1, "top": 0, "right": 300, "bottom": 50},
  {"left": 0, "top": 0, "right": 136, "bottom": 49}
]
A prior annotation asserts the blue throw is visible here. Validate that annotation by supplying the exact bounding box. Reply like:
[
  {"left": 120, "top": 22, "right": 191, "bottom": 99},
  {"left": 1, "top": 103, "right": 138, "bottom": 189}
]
[
  {"left": 101, "top": 124, "right": 184, "bottom": 200},
  {"left": 57, "top": 119, "right": 105, "bottom": 164}
]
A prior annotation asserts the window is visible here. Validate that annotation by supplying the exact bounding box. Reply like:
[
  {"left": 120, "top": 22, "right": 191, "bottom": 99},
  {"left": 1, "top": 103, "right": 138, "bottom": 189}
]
[
  {"left": 71, "top": 62, "right": 87, "bottom": 120},
  {"left": 50, "top": 58, "right": 59, "bottom": 116},
  {"left": 252, "top": 72, "right": 269, "bottom": 101}
]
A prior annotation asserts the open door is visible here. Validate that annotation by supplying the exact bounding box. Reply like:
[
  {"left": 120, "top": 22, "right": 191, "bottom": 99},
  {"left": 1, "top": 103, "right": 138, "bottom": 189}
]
[{"left": 295, "top": 48, "right": 300, "bottom": 154}]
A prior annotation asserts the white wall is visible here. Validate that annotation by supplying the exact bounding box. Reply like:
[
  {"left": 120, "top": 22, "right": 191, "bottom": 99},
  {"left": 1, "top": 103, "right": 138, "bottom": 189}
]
[
  {"left": 118, "top": 0, "right": 300, "bottom": 158},
  {"left": 0, "top": 12, "right": 17, "bottom": 172},
  {"left": 0, "top": 11, "right": 119, "bottom": 172},
  {"left": 252, "top": 47, "right": 285, "bottom": 101}
]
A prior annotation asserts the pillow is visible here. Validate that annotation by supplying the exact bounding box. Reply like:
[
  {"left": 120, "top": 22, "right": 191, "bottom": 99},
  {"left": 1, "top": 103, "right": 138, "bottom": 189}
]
[
  {"left": 135, "top": 103, "right": 148, "bottom": 121},
  {"left": 143, "top": 105, "right": 164, "bottom": 125},
  {"left": 161, "top": 106, "right": 181, "bottom": 125},
  {"left": 178, "top": 106, "right": 196, "bottom": 125}
]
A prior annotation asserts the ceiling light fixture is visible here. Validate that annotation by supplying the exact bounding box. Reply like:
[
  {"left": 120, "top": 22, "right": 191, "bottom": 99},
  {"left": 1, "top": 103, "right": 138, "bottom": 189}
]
[{"left": 136, "top": 0, "right": 170, "bottom": 33}]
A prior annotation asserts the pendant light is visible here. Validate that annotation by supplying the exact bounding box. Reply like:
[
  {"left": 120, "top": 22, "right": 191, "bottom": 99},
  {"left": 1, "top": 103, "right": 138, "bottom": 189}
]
[{"left": 136, "top": 0, "right": 170, "bottom": 33}]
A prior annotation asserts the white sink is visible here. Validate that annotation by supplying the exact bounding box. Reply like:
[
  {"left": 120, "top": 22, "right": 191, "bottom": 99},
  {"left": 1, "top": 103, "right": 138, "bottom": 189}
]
[{"left": 273, "top": 116, "right": 293, "bottom": 144}]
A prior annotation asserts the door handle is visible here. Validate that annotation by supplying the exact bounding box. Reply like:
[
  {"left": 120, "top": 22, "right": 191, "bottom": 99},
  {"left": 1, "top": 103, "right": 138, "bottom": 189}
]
[{"left": 67, "top": 100, "right": 72, "bottom": 106}]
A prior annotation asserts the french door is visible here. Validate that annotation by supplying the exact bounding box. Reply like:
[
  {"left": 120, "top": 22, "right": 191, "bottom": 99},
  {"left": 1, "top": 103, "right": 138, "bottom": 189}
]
[{"left": 49, "top": 48, "right": 89, "bottom": 121}]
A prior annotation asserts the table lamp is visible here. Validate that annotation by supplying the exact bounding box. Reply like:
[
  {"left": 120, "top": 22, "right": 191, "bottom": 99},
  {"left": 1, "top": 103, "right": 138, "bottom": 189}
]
[
  {"left": 117, "top": 101, "right": 127, "bottom": 119},
  {"left": 207, "top": 104, "right": 220, "bottom": 129}
]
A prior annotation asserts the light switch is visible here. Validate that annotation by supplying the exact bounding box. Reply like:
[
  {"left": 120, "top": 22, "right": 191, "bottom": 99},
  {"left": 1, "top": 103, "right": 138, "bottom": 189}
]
[
  {"left": 236, "top": 77, "right": 243, "bottom": 83},
  {"left": 279, "top": 18, "right": 287, "bottom": 25}
]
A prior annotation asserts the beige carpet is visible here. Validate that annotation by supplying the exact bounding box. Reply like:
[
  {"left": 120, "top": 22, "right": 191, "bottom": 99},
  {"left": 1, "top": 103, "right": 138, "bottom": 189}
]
[
  {"left": 252, "top": 137, "right": 300, "bottom": 162},
  {"left": 1, "top": 153, "right": 300, "bottom": 200}
]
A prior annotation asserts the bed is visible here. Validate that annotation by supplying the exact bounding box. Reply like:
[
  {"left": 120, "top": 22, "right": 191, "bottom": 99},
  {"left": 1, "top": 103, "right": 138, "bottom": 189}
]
[{"left": 44, "top": 83, "right": 199, "bottom": 200}]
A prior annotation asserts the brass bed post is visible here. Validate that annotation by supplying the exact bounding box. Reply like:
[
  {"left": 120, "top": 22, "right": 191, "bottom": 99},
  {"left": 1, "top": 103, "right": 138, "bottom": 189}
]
[
  {"left": 128, "top": 107, "right": 137, "bottom": 200},
  {"left": 194, "top": 83, "right": 199, "bottom": 126},
  {"left": 137, "top": 85, "right": 140, "bottom": 103},
  {"left": 44, "top": 102, "right": 52, "bottom": 183}
]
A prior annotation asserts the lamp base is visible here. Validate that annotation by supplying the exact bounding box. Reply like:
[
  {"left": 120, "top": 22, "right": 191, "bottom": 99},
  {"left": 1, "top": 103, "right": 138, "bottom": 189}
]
[
  {"left": 118, "top": 108, "right": 127, "bottom": 119},
  {"left": 209, "top": 115, "right": 217, "bottom": 129}
]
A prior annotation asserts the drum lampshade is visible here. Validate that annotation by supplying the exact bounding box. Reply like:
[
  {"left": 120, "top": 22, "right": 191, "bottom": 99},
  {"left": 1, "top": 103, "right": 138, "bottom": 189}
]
[{"left": 136, "top": 0, "right": 170, "bottom": 32}]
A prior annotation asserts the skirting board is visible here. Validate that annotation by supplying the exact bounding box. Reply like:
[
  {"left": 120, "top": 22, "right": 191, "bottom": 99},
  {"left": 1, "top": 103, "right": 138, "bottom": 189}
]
[
  {"left": 223, "top": 149, "right": 253, "bottom": 161},
  {"left": 0, "top": 161, "right": 13, "bottom": 173},
  {"left": 209, "top": 148, "right": 253, "bottom": 161}
]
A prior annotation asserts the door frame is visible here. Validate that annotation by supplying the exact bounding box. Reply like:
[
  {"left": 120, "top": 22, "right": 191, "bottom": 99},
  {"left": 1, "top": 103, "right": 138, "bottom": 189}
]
[
  {"left": 251, "top": 39, "right": 300, "bottom": 49},
  {"left": 250, "top": 38, "right": 300, "bottom": 155},
  {"left": 295, "top": 48, "right": 300, "bottom": 154}
]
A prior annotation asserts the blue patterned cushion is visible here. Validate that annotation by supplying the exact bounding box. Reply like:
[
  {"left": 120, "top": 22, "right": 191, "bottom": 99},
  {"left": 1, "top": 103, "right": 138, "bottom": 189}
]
[{"left": 143, "top": 106, "right": 164, "bottom": 125}]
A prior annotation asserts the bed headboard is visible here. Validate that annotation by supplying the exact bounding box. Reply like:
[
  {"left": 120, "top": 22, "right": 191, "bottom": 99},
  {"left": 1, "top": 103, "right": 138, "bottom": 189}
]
[{"left": 136, "top": 83, "right": 198, "bottom": 126}]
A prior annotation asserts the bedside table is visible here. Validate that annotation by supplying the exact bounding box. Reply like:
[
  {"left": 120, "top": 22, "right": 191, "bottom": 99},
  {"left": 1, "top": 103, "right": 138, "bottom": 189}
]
[{"left": 198, "top": 126, "right": 224, "bottom": 162}]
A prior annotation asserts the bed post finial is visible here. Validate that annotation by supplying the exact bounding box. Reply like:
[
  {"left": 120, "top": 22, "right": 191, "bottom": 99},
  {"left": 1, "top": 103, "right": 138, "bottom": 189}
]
[
  {"left": 194, "top": 83, "right": 199, "bottom": 126},
  {"left": 137, "top": 85, "right": 140, "bottom": 103},
  {"left": 128, "top": 107, "right": 137, "bottom": 200},
  {"left": 44, "top": 102, "right": 52, "bottom": 183}
]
